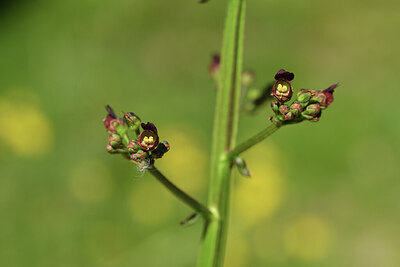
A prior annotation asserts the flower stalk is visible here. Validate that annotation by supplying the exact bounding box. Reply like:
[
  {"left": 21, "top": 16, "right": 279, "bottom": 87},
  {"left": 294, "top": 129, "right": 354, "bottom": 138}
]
[
  {"left": 148, "top": 166, "right": 212, "bottom": 219},
  {"left": 197, "top": 0, "right": 246, "bottom": 266}
]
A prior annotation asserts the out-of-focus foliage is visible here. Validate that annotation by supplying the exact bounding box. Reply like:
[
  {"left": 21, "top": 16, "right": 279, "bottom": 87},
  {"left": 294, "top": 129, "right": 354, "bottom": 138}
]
[{"left": 0, "top": 0, "right": 399, "bottom": 266}]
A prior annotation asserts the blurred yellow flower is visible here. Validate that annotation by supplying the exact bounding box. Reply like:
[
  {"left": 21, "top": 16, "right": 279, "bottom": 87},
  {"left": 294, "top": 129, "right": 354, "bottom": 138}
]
[
  {"left": 69, "top": 159, "right": 114, "bottom": 203},
  {"left": 156, "top": 125, "right": 207, "bottom": 193},
  {"left": 234, "top": 143, "right": 285, "bottom": 226},
  {"left": 225, "top": 232, "right": 250, "bottom": 267},
  {"left": 0, "top": 92, "right": 53, "bottom": 157},
  {"left": 129, "top": 179, "right": 175, "bottom": 226},
  {"left": 84, "top": 221, "right": 128, "bottom": 265},
  {"left": 284, "top": 215, "right": 333, "bottom": 261}
]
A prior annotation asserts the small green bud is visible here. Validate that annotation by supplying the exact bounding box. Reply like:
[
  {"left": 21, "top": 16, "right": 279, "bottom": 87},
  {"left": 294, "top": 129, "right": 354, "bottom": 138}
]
[
  {"left": 127, "top": 140, "right": 140, "bottom": 154},
  {"left": 123, "top": 112, "right": 141, "bottom": 130},
  {"left": 271, "top": 101, "right": 280, "bottom": 114},
  {"left": 290, "top": 101, "right": 303, "bottom": 116},
  {"left": 234, "top": 157, "right": 251, "bottom": 178},
  {"left": 180, "top": 213, "right": 200, "bottom": 227},
  {"left": 106, "top": 144, "right": 116, "bottom": 153},
  {"left": 310, "top": 94, "right": 324, "bottom": 104},
  {"left": 297, "top": 91, "right": 312, "bottom": 103},
  {"left": 108, "top": 133, "right": 122, "bottom": 148},
  {"left": 305, "top": 103, "right": 321, "bottom": 115}
]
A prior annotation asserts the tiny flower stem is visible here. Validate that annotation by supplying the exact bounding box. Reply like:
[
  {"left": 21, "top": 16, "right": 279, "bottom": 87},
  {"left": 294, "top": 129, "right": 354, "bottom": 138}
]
[
  {"left": 148, "top": 166, "right": 212, "bottom": 219},
  {"left": 227, "top": 122, "right": 282, "bottom": 159}
]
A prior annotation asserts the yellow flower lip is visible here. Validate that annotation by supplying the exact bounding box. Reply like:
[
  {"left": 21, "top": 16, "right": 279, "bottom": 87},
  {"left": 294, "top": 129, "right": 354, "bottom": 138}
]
[
  {"left": 142, "top": 136, "right": 155, "bottom": 146},
  {"left": 277, "top": 81, "right": 290, "bottom": 93}
]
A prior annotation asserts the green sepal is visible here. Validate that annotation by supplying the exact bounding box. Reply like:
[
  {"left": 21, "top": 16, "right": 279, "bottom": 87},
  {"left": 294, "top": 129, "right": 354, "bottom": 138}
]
[
  {"left": 115, "top": 123, "right": 130, "bottom": 146},
  {"left": 180, "top": 213, "right": 200, "bottom": 227},
  {"left": 234, "top": 157, "right": 251, "bottom": 177},
  {"left": 301, "top": 112, "right": 314, "bottom": 120}
]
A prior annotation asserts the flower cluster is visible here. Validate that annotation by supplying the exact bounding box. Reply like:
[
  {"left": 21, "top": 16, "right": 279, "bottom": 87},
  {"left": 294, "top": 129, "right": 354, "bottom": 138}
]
[
  {"left": 104, "top": 105, "right": 169, "bottom": 169},
  {"left": 269, "top": 69, "right": 338, "bottom": 123}
]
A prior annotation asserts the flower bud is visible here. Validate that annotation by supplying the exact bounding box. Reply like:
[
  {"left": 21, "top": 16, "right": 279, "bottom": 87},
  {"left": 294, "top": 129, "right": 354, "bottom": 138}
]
[
  {"left": 290, "top": 101, "right": 303, "bottom": 116},
  {"left": 305, "top": 103, "right": 321, "bottom": 115},
  {"left": 234, "top": 157, "right": 251, "bottom": 177},
  {"left": 271, "top": 101, "right": 280, "bottom": 114},
  {"left": 297, "top": 90, "right": 315, "bottom": 104},
  {"left": 271, "top": 69, "right": 294, "bottom": 102},
  {"left": 152, "top": 141, "right": 170, "bottom": 159},
  {"left": 104, "top": 105, "right": 123, "bottom": 132},
  {"left": 317, "top": 83, "right": 338, "bottom": 108},
  {"left": 208, "top": 54, "right": 220, "bottom": 79},
  {"left": 127, "top": 140, "right": 140, "bottom": 154},
  {"left": 123, "top": 112, "right": 141, "bottom": 129},
  {"left": 301, "top": 103, "right": 321, "bottom": 122},
  {"left": 108, "top": 133, "right": 122, "bottom": 148},
  {"left": 106, "top": 144, "right": 116, "bottom": 153}
]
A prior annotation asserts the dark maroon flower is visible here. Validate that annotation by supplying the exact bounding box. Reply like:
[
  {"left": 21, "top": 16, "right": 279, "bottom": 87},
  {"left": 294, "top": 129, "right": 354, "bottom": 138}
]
[
  {"left": 271, "top": 69, "right": 294, "bottom": 102},
  {"left": 138, "top": 122, "right": 160, "bottom": 151}
]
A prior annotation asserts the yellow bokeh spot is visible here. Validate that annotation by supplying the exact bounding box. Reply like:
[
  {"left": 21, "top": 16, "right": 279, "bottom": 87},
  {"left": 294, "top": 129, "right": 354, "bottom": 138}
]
[
  {"left": 129, "top": 179, "right": 174, "bottom": 226},
  {"left": 84, "top": 221, "right": 128, "bottom": 265},
  {"left": 69, "top": 159, "right": 114, "bottom": 203},
  {"left": 156, "top": 125, "right": 207, "bottom": 193},
  {"left": 225, "top": 233, "right": 250, "bottom": 267},
  {"left": 0, "top": 93, "right": 54, "bottom": 157},
  {"left": 284, "top": 215, "right": 333, "bottom": 261},
  {"left": 234, "top": 143, "right": 285, "bottom": 226}
]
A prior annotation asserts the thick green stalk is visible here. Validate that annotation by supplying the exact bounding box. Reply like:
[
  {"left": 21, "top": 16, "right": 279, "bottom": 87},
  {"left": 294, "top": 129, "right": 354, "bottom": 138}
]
[{"left": 197, "top": 0, "right": 246, "bottom": 266}]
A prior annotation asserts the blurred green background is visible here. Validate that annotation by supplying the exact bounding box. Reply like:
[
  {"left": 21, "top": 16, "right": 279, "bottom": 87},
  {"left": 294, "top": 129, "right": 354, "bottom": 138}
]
[{"left": 1, "top": 0, "right": 399, "bottom": 266}]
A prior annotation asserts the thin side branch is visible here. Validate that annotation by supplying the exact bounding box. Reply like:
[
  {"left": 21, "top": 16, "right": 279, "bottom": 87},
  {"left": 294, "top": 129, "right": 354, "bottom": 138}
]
[
  {"left": 148, "top": 166, "right": 212, "bottom": 219},
  {"left": 227, "top": 122, "right": 282, "bottom": 160}
]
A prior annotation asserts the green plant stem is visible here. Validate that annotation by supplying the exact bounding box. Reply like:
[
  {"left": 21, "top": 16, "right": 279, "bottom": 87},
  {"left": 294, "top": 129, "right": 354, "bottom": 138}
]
[
  {"left": 148, "top": 166, "right": 212, "bottom": 219},
  {"left": 197, "top": 0, "right": 246, "bottom": 266},
  {"left": 227, "top": 122, "right": 282, "bottom": 159}
]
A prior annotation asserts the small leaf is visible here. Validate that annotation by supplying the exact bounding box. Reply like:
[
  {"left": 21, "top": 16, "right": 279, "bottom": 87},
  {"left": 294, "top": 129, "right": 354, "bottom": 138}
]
[
  {"left": 234, "top": 157, "right": 251, "bottom": 177},
  {"left": 180, "top": 213, "right": 200, "bottom": 227}
]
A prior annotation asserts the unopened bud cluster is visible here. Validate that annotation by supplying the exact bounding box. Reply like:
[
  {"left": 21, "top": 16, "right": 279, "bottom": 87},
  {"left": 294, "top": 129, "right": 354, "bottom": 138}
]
[
  {"left": 269, "top": 69, "right": 338, "bottom": 123},
  {"left": 103, "top": 105, "right": 169, "bottom": 169}
]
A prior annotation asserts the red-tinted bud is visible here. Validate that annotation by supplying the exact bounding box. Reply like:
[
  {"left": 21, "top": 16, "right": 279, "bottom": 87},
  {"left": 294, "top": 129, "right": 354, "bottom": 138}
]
[
  {"left": 319, "top": 83, "right": 338, "bottom": 108},
  {"left": 127, "top": 140, "right": 140, "bottom": 154},
  {"left": 297, "top": 90, "right": 316, "bottom": 105},
  {"left": 290, "top": 101, "right": 303, "bottom": 116},
  {"left": 123, "top": 112, "right": 141, "bottom": 128},
  {"left": 106, "top": 144, "right": 116, "bottom": 153},
  {"left": 301, "top": 103, "right": 321, "bottom": 122},
  {"left": 208, "top": 54, "right": 220, "bottom": 79},
  {"left": 305, "top": 103, "right": 321, "bottom": 115},
  {"left": 108, "top": 133, "right": 122, "bottom": 149},
  {"left": 104, "top": 105, "right": 122, "bottom": 132}
]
